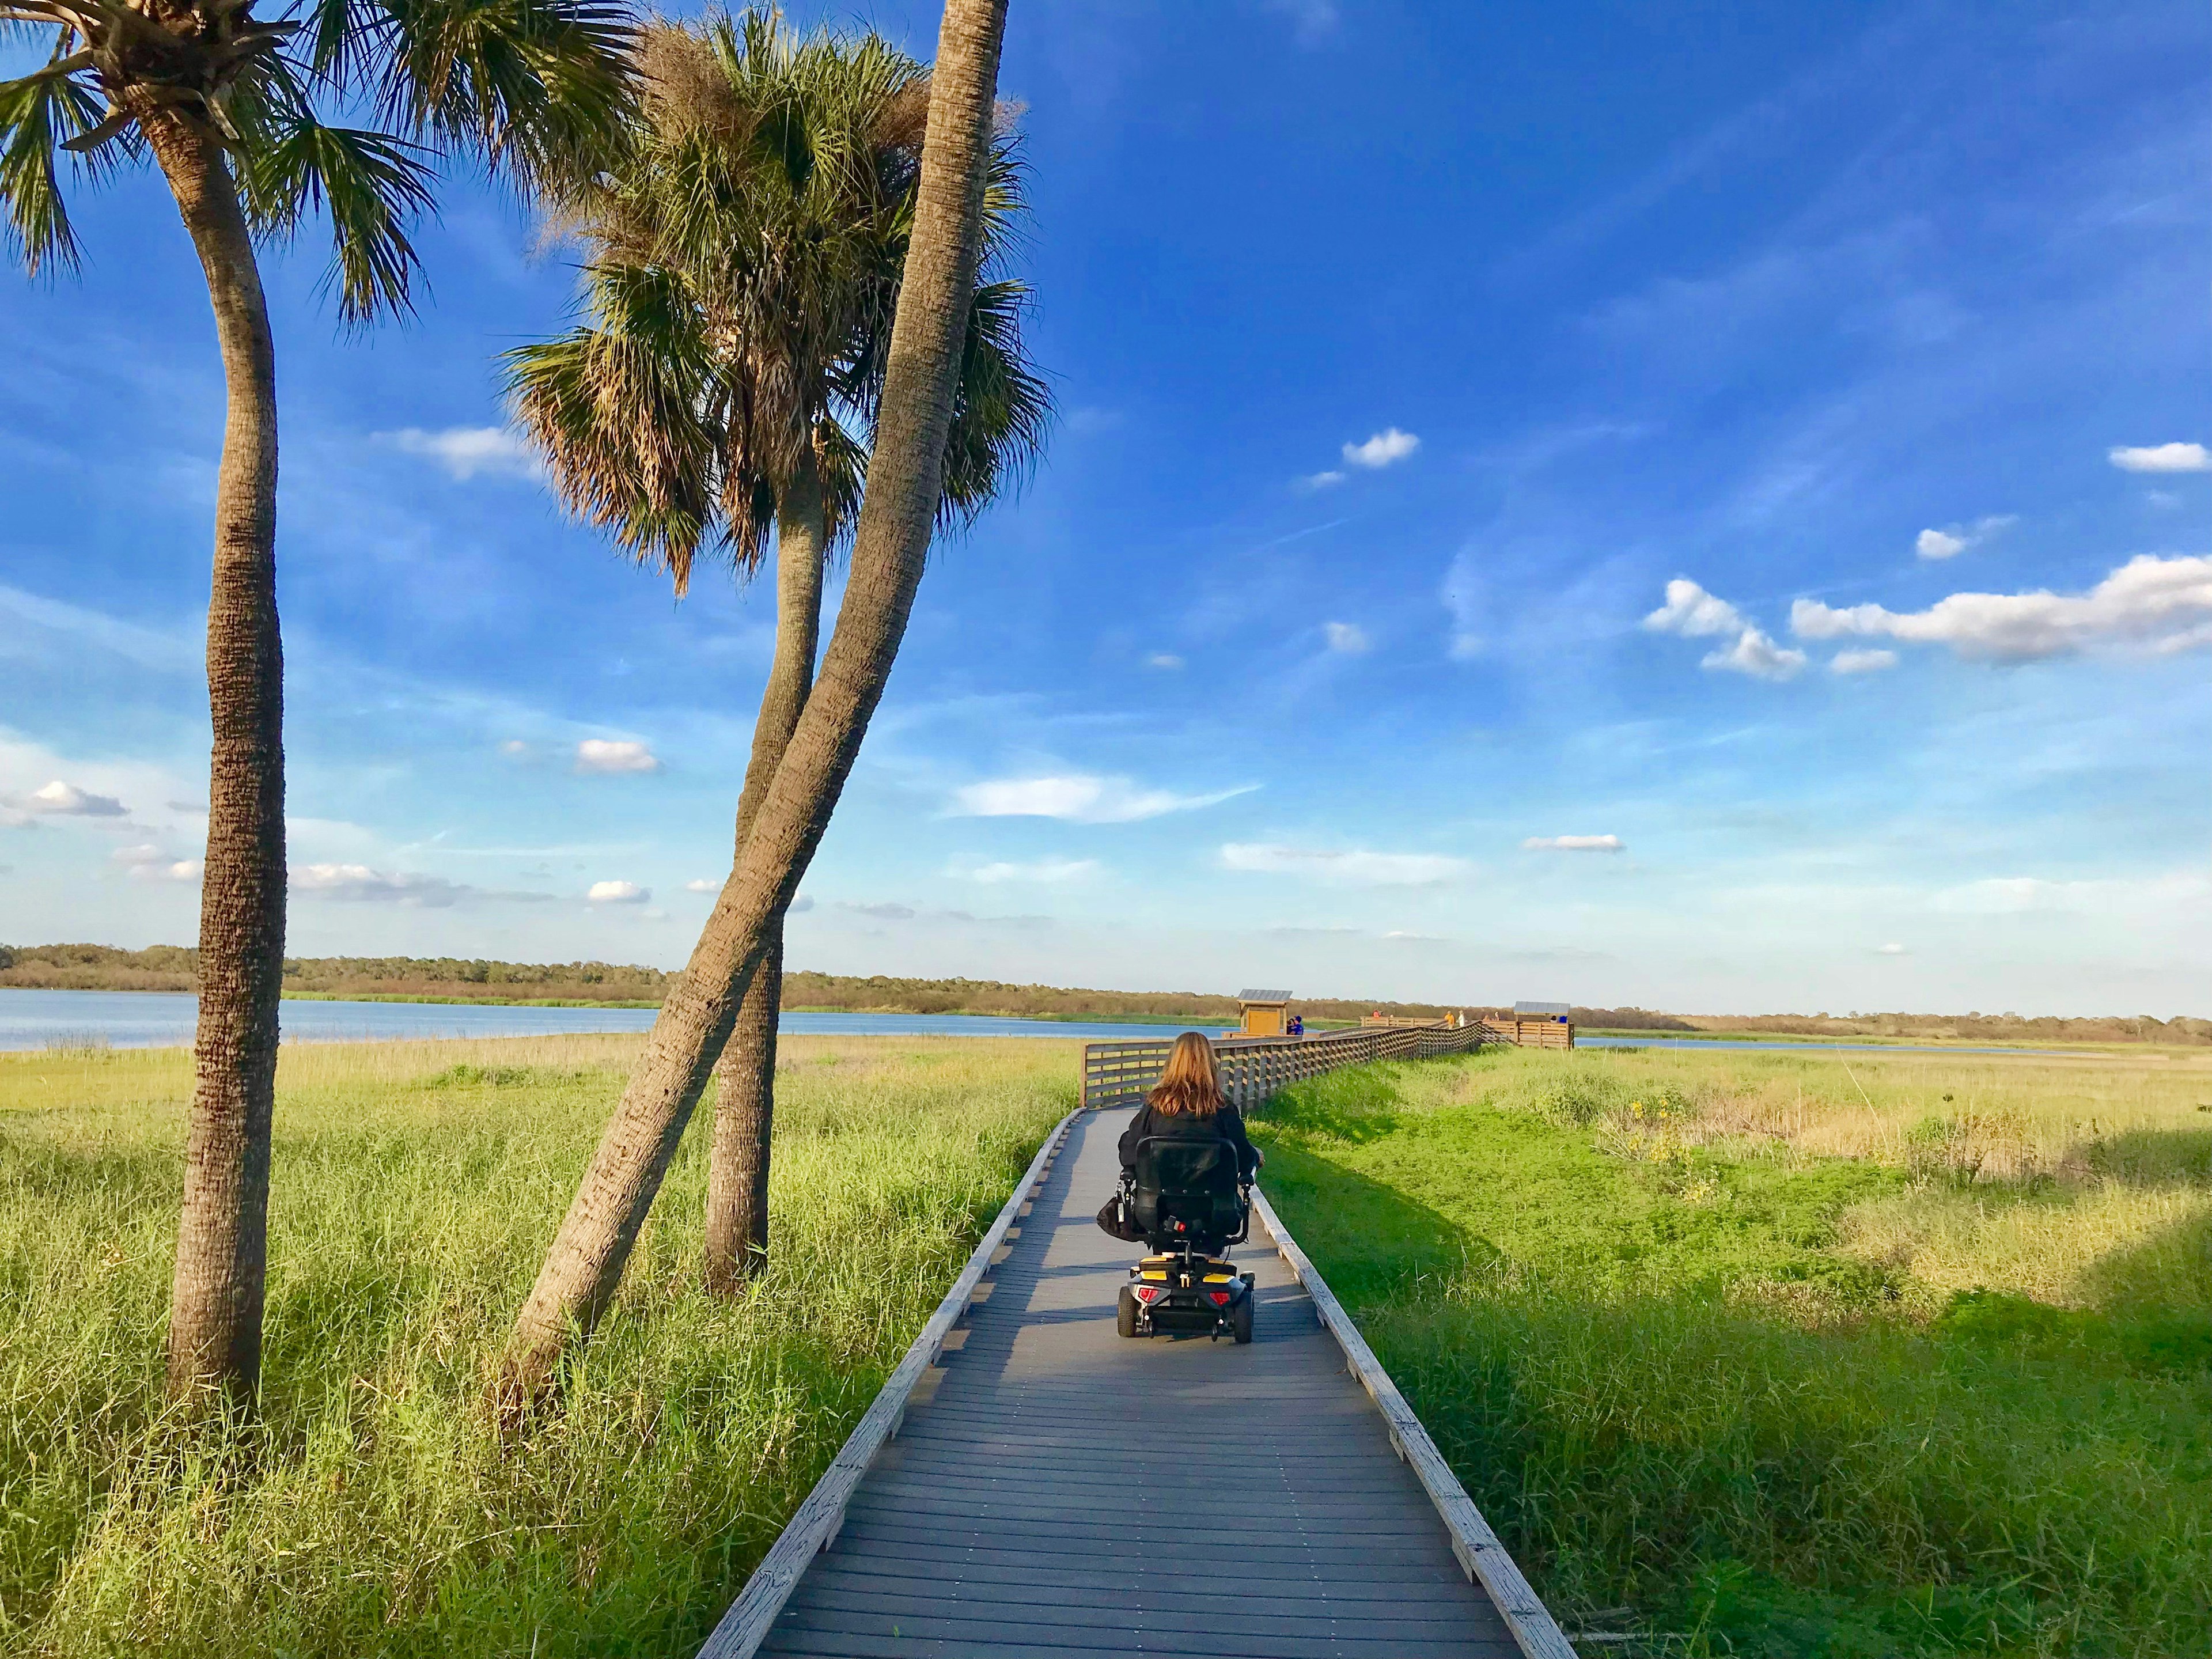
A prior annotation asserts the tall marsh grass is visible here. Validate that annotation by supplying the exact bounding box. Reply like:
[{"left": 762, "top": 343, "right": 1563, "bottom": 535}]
[
  {"left": 0, "top": 1033, "right": 1072, "bottom": 1656},
  {"left": 1253, "top": 1046, "right": 2212, "bottom": 1657}
]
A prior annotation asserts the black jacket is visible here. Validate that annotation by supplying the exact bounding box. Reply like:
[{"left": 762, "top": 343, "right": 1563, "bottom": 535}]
[{"left": 1118, "top": 1102, "right": 1260, "bottom": 1182}]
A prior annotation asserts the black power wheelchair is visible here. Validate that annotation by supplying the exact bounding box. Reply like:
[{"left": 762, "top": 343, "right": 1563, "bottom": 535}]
[{"left": 1113, "top": 1137, "right": 1257, "bottom": 1343}]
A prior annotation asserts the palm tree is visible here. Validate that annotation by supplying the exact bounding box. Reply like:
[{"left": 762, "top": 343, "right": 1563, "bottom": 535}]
[
  {"left": 0, "top": 0, "right": 634, "bottom": 1408},
  {"left": 496, "top": 0, "right": 1014, "bottom": 1408},
  {"left": 508, "top": 8, "right": 1045, "bottom": 1296}
]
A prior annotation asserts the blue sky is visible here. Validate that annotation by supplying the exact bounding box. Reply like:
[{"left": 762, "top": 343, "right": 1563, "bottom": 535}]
[{"left": 2, "top": 0, "right": 2207, "bottom": 1014}]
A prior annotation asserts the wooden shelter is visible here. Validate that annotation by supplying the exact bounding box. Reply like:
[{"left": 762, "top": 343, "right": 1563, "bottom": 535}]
[
  {"left": 1507, "top": 999, "right": 1575, "bottom": 1050},
  {"left": 1235, "top": 988, "right": 1293, "bottom": 1037}
]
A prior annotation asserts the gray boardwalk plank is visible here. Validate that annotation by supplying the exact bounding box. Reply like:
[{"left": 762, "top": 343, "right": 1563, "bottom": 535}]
[{"left": 755, "top": 1108, "right": 1518, "bottom": 1659}]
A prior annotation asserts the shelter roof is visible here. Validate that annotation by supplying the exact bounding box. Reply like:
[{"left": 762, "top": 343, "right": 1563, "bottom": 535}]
[
  {"left": 1237, "top": 988, "right": 1293, "bottom": 1004},
  {"left": 1513, "top": 1000, "right": 1571, "bottom": 1016}
]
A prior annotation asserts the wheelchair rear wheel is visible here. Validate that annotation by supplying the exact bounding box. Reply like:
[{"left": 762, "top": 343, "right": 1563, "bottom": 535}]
[
  {"left": 1231, "top": 1294, "right": 1253, "bottom": 1344},
  {"left": 1116, "top": 1284, "right": 1139, "bottom": 1338}
]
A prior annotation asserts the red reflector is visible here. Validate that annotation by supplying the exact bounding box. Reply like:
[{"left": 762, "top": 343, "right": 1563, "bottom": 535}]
[
  {"left": 1132, "top": 1285, "right": 1161, "bottom": 1304},
  {"left": 1207, "top": 1290, "right": 1232, "bottom": 1306}
]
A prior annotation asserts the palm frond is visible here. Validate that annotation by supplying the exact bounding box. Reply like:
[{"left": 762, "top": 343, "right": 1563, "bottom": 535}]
[
  {"left": 938, "top": 277, "right": 1051, "bottom": 528},
  {"left": 237, "top": 67, "right": 437, "bottom": 323},
  {"left": 0, "top": 36, "right": 113, "bottom": 275},
  {"left": 370, "top": 0, "right": 637, "bottom": 191},
  {"left": 505, "top": 259, "right": 730, "bottom": 590}
]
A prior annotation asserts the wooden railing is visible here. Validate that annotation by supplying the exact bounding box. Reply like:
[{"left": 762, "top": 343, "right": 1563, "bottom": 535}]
[{"left": 1081, "top": 1018, "right": 1501, "bottom": 1112}]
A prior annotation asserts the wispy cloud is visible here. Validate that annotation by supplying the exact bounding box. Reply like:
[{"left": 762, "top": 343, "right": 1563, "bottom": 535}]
[
  {"left": 293, "top": 863, "right": 540, "bottom": 907},
  {"left": 1261, "top": 0, "right": 1338, "bottom": 44},
  {"left": 1297, "top": 468, "right": 1347, "bottom": 491},
  {"left": 1321, "top": 621, "right": 1370, "bottom": 654},
  {"left": 1830, "top": 647, "right": 1899, "bottom": 675},
  {"left": 1791, "top": 554, "right": 2212, "bottom": 662},
  {"left": 22, "top": 779, "right": 126, "bottom": 817},
  {"left": 1343, "top": 427, "right": 1420, "bottom": 469},
  {"left": 574, "top": 738, "right": 661, "bottom": 775},
  {"left": 2108, "top": 442, "right": 2210, "bottom": 474},
  {"left": 1219, "top": 842, "right": 1469, "bottom": 887},
  {"left": 957, "top": 858, "right": 1103, "bottom": 884},
  {"left": 1145, "top": 652, "right": 1184, "bottom": 670},
  {"left": 949, "top": 774, "right": 1253, "bottom": 823},
  {"left": 1915, "top": 513, "right": 2016, "bottom": 560},
  {"left": 378, "top": 426, "right": 544, "bottom": 482},
  {"left": 1521, "top": 834, "right": 1623, "bottom": 852}
]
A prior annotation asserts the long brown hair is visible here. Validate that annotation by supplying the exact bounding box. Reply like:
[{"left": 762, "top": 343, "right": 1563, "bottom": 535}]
[{"left": 1148, "top": 1032, "right": 1225, "bottom": 1117}]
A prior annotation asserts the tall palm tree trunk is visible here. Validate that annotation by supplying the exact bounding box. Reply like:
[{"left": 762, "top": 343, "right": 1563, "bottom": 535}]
[
  {"left": 703, "top": 449, "right": 827, "bottom": 1294},
  {"left": 138, "top": 108, "right": 288, "bottom": 1410},
  {"left": 497, "top": 0, "right": 1010, "bottom": 1408}
]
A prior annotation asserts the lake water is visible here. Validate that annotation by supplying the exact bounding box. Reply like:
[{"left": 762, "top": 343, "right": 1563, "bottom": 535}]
[
  {"left": 0, "top": 988, "right": 1200, "bottom": 1051},
  {"left": 0, "top": 990, "right": 2059, "bottom": 1058}
]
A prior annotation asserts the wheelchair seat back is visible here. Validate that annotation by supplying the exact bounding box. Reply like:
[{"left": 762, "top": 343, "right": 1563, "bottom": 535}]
[{"left": 1128, "top": 1135, "right": 1247, "bottom": 1247}]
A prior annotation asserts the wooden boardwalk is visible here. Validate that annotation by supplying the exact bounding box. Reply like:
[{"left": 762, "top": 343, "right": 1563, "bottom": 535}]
[{"left": 749, "top": 1107, "right": 1527, "bottom": 1659}]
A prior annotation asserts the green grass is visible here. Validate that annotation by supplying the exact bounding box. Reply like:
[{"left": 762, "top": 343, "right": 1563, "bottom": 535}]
[
  {"left": 1251, "top": 1048, "right": 2212, "bottom": 1659},
  {"left": 0, "top": 1033, "right": 1072, "bottom": 1657}
]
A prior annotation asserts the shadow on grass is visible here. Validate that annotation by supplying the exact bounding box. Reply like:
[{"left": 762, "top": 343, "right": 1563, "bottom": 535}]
[{"left": 1256, "top": 1138, "right": 1490, "bottom": 1307}]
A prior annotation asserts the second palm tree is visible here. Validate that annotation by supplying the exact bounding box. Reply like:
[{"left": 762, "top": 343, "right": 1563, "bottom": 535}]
[{"left": 509, "top": 7, "right": 1047, "bottom": 1292}]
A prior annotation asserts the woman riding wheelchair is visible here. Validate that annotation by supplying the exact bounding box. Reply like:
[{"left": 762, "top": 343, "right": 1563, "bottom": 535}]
[{"left": 1097, "top": 1032, "right": 1261, "bottom": 1341}]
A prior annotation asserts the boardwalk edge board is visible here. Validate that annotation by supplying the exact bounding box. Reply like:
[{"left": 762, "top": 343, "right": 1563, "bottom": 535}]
[
  {"left": 698, "top": 1106, "right": 1084, "bottom": 1659},
  {"left": 1249, "top": 1184, "right": 1581, "bottom": 1659}
]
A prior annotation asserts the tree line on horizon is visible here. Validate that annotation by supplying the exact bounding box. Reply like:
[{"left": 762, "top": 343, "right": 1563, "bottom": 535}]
[
  {"left": 7, "top": 945, "right": 2207, "bottom": 1044},
  {"left": 6, "top": 0, "right": 1023, "bottom": 1416}
]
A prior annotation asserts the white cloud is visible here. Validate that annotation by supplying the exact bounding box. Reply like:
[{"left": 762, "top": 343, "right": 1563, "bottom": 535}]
[
  {"left": 1829, "top": 647, "right": 1899, "bottom": 675},
  {"left": 1877, "top": 942, "right": 1908, "bottom": 955},
  {"left": 1322, "top": 621, "right": 1370, "bottom": 654},
  {"left": 1702, "top": 627, "right": 1807, "bottom": 680},
  {"left": 1790, "top": 554, "right": 2212, "bottom": 662},
  {"left": 295, "top": 863, "right": 475, "bottom": 907},
  {"left": 959, "top": 858, "right": 1103, "bottom": 885},
  {"left": 112, "top": 844, "right": 199, "bottom": 883},
  {"left": 1643, "top": 579, "right": 1748, "bottom": 639},
  {"left": 500, "top": 739, "right": 529, "bottom": 756},
  {"left": 2108, "top": 442, "right": 2211, "bottom": 475},
  {"left": 1219, "top": 842, "right": 1470, "bottom": 887},
  {"left": 25, "top": 779, "right": 126, "bottom": 816},
  {"left": 1521, "top": 834, "right": 1623, "bottom": 852},
  {"left": 574, "top": 738, "right": 661, "bottom": 775},
  {"left": 1145, "top": 653, "right": 1184, "bottom": 670},
  {"left": 1343, "top": 427, "right": 1421, "bottom": 469},
  {"left": 1915, "top": 514, "right": 2015, "bottom": 560},
  {"left": 1298, "top": 469, "right": 1347, "bottom": 491},
  {"left": 949, "top": 774, "right": 1252, "bottom": 823},
  {"left": 1642, "top": 580, "right": 1809, "bottom": 681},
  {"left": 380, "top": 426, "right": 544, "bottom": 482},
  {"left": 684, "top": 877, "right": 719, "bottom": 893},
  {"left": 586, "top": 879, "right": 649, "bottom": 904}
]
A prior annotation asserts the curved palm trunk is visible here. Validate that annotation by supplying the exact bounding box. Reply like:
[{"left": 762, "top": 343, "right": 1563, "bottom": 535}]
[
  {"left": 140, "top": 108, "right": 287, "bottom": 1410},
  {"left": 496, "top": 0, "right": 1009, "bottom": 1409},
  {"left": 703, "top": 451, "right": 827, "bottom": 1294}
]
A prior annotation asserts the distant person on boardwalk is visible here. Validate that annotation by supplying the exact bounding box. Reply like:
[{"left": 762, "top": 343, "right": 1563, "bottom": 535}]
[
  {"left": 1287, "top": 1013, "right": 1304, "bottom": 1037},
  {"left": 1099, "top": 1032, "right": 1260, "bottom": 1241}
]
